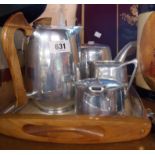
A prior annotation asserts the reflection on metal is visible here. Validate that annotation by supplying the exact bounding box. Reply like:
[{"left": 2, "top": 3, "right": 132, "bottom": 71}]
[
  {"left": 116, "top": 4, "right": 119, "bottom": 54},
  {"left": 78, "top": 43, "right": 111, "bottom": 79},
  {"left": 81, "top": 4, "right": 85, "bottom": 44},
  {"left": 23, "top": 25, "right": 81, "bottom": 114},
  {"left": 93, "top": 59, "right": 138, "bottom": 94}
]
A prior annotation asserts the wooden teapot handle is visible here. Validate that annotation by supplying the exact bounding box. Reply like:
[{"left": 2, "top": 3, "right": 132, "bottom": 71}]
[{"left": 1, "top": 12, "right": 33, "bottom": 108}]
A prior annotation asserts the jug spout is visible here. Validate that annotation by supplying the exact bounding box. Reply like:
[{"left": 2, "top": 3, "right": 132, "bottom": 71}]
[{"left": 114, "top": 41, "right": 137, "bottom": 62}]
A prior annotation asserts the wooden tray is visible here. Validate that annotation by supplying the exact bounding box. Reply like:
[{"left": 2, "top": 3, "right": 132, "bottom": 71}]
[
  {"left": 0, "top": 12, "right": 151, "bottom": 144},
  {"left": 0, "top": 114, "right": 151, "bottom": 144},
  {"left": 0, "top": 89, "right": 152, "bottom": 144}
]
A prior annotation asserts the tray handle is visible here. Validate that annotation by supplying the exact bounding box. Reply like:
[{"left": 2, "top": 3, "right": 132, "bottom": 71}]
[{"left": 23, "top": 124, "right": 104, "bottom": 138}]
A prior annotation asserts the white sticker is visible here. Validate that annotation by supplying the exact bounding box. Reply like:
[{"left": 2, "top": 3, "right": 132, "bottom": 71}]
[
  {"left": 51, "top": 40, "right": 71, "bottom": 53},
  {"left": 94, "top": 31, "right": 102, "bottom": 38}
]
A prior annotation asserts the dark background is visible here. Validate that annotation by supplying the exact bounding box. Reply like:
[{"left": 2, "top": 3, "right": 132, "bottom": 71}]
[{"left": 0, "top": 4, "right": 138, "bottom": 56}]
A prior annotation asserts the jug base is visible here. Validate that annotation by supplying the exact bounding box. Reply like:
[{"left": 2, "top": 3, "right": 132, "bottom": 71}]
[{"left": 32, "top": 95, "right": 74, "bottom": 114}]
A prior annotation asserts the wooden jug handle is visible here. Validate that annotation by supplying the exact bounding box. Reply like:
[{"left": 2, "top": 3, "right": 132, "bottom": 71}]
[{"left": 1, "top": 12, "right": 33, "bottom": 108}]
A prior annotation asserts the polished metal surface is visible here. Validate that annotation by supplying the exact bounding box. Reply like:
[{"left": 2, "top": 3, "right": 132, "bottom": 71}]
[
  {"left": 1, "top": 86, "right": 145, "bottom": 118},
  {"left": 78, "top": 43, "right": 111, "bottom": 79},
  {"left": 93, "top": 59, "right": 138, "bottom": 94},
  {"left": 124, "top": 86, "right": 144, "bottom": 117},
  {"left": 78, "top": 41, "right": 137, "bottom": 80},
  {"left": 0, "top": 29, "right": 25, "bottom": 70},
  {"left": 14, "top": 98, "right": 76, "bottom": 115},
  {"left": 75, "top": 78, "right": 126, "bottom": 115},
  {"left": 114, "top": 41, "right": 137, "bottom": 62},
  {"left": 23, "top": 25, "right": 81, "bottom": 114}
]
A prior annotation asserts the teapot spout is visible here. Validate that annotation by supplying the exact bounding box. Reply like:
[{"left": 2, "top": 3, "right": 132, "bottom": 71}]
[{"left": 114, "top": 41, "right": 137, "bottom": 62}]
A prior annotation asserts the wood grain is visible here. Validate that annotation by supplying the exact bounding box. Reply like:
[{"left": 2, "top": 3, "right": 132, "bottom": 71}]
[
  {"left": 0, "top": 99, "right": 154, "bottom": 149},
  {"left": 0, "top": 114, "right": 151, "bottom": 144},
  {"left": 139, "top": 12, "right": 155, "bottom": 90},
  {"left": 0, "top": 81, "right": 15, "bottom": 112},
  {"left": 1, "top": 12, "right": 33, "bottom": 108}
]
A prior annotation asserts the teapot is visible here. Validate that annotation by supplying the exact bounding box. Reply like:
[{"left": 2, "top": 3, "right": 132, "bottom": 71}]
[
  {"left": 78, "top": 41, "right": 137, "bottom": 80},
  {"left": 1, "top": 12, "right": 81, "bottom": 114},
  {"left": 78, "top": 42, "right": 112, "bottom": 79}
]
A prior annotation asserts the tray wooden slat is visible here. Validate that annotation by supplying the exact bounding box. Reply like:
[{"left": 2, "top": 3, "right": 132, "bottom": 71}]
[{"left": 0, "top": 114, "right": 151, "bottom": 144}]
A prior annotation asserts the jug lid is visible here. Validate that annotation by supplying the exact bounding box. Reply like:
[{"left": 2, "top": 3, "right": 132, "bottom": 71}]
[{"left": 34, "top": 23, "right": 81, "bottom": 31}]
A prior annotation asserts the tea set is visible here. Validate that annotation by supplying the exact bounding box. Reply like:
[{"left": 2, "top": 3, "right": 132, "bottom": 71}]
[
  {"left": 1, "top": 12, "right": 138, "bottom": 116},
  {"left": 0, "top": 12, "right": 152, "bottom": 144}
]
